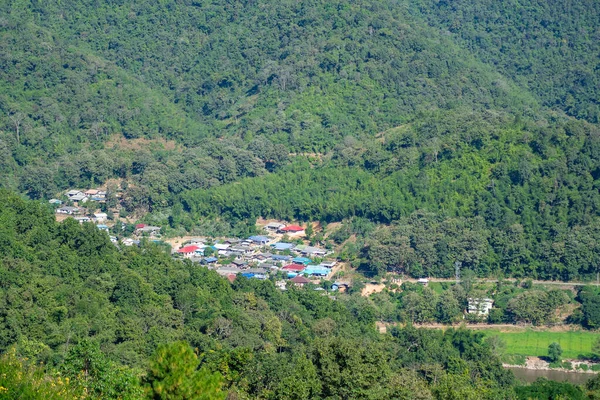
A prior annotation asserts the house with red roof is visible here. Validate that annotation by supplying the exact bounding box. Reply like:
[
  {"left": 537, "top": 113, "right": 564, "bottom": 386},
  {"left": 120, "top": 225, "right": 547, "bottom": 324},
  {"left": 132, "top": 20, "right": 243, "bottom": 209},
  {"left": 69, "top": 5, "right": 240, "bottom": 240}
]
[
  {"left": 177, "top": 245, "right": 201, "bottom": 259},
  {"left": 278, "top": 225, "right": 305, "bottom": 236},
  {"left": 290, "top": 275, "right": 311, "bottom": 287},
  {"left": 282, "top": 264, "right": 306, "bottom": 272}
]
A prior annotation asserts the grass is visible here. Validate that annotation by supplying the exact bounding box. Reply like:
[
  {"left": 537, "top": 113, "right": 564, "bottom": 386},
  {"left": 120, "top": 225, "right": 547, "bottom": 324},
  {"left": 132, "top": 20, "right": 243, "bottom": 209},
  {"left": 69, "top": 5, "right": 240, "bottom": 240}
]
[{"left": 483, "top": 329, "right": 598, "bottom": 359}]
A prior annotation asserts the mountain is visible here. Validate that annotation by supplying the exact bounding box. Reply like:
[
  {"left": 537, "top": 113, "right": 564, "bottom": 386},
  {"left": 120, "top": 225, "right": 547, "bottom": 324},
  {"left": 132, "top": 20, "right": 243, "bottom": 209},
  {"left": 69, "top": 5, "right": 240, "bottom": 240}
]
[{"left": 1, "top": 0, "right": 599, "bottom": 281}]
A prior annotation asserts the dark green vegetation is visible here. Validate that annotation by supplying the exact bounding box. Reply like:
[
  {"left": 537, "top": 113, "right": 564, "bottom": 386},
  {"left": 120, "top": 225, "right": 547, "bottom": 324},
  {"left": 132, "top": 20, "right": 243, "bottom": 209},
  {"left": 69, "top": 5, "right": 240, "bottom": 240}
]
[
  {"left": 0, "top": 191, "right": 514, "bottom": 398},
  {"left": 4, "top": 191, "right": 600, "bottom": 398},
  {"left": 3, "top": 0, "right": 599, "bottom": 280}
]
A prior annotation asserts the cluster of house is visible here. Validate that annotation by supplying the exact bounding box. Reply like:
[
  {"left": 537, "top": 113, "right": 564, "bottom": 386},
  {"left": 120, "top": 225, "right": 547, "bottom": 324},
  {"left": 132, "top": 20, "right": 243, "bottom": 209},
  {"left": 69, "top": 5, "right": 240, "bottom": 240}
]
[
  {"left": 174, "top": 235, "right": 342, "bottom": 289},
  {"left": 50, "top": 189, "right": 108, "bottom": 206},
  {"left": 264, "top": 222, "right": 306, "bottom": 236}
]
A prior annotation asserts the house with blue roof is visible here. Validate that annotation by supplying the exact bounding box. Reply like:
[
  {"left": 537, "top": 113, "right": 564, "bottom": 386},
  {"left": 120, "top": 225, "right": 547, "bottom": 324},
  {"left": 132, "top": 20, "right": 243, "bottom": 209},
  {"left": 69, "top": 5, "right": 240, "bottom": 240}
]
[
  {"left": 303, "top": 265, "right": 331, "bottom": 277},
  {"left": 248, "top": 235, "right": 270, "bottom": 245},
  {"left": 271, "top": 242, "right": 295, "bottom": 251},
  {"left": 292, "top": 257, "right": 312, "bottom": 265},
  {"left": 272, "top": 254, "right": 292, "bottom": 261},
  {"left": 202, "top": 257, "right": 218, "bottom": 264}
]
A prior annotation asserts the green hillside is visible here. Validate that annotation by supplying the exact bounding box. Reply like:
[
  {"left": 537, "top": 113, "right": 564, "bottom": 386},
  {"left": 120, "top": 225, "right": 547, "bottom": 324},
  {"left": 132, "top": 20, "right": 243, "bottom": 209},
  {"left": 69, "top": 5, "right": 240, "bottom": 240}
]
[
  {"left": 1, "top": 0, "right": 600, "bottom": 281},
  {"left": 0, "top": 190, "right": 522, "bottom": 399}
]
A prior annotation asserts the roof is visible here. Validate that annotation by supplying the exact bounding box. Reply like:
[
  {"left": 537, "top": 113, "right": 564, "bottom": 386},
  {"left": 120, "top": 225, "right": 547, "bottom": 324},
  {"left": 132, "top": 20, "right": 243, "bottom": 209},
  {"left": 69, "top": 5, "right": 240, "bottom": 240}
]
[
  {"left": 290, "top": 276, "right": 311, "bottom": 284},
  {"left": 49, "top": 199, "right": 62, "bottom": 204},
  {"left": 301, "top": 246, "right": 327, "bottom": 255},
  {"left": 178, "top": 245, "right": 201, "bottom": 253},
  {"left": 272, "top": 242, "right": 295, "bottom": 250},
  {"left": 266, "top": 222, "right": 285, "bottom": 228},
  {"left": 248, "top": 235, "right": 269, "bottom": 242},
  {"left": 272, "top": 255, "right": 292, "bottom": 261},
  {"left": 292, "top": 257, "right": 312, "bottom": 264},
  {"left": 94, "top": 213, "right": 108, "bottom": 217},
  {"left": 303, "top": 265, "right": 331, "bottom": 275},
  {"left": 85, "top": 189, "right": 99, "bottom": 195},
  {"left": 280, "top": 225, "right": 304, "bottom": 232},
  {"left": 227, "top": 274, "right": 236, "bottom": 283},
  {"left": 67, "top": 190, "right": 82, "bottom": 195},
  {"left": 135, "top": 223, "right": 146, "bottom": 229},
  {"left": 204, "top": 257, "right": 218, "bottom": 263},
  {"left": 282, "top": 264, "right": 306, "bottom": 272}
]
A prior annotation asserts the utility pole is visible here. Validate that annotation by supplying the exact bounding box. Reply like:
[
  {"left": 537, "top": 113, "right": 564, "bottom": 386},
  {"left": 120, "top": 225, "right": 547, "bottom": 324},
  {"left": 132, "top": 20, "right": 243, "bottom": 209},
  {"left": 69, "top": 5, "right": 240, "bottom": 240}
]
[{"left": 455, "top": 261, "right": 462, "bottom": 282}]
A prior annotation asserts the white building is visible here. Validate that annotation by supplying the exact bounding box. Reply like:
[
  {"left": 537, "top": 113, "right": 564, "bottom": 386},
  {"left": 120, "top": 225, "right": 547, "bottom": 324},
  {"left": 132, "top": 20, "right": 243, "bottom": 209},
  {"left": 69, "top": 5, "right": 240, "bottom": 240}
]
[{"left": 468, "top": 298, "right": 494, "bottom": 316}]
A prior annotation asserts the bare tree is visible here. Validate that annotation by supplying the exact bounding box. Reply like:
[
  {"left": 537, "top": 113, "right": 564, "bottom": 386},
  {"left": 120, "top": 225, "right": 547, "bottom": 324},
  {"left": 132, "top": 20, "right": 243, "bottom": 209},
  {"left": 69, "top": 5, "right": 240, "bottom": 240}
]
[{"left": 9, "top": 112, "right": 24, "bottom": 145}]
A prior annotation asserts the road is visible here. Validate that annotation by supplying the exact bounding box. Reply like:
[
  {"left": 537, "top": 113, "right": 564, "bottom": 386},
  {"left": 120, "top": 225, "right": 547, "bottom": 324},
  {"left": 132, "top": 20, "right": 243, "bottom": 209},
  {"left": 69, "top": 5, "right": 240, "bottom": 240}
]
[{"left": 402, "top": 277, "right": 598, "bottom": 287}]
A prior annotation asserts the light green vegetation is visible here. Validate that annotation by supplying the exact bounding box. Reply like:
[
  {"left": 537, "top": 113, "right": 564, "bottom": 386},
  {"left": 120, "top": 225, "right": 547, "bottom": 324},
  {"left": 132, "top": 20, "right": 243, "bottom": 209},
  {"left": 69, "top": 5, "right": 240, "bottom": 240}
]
[{"left": 483, "top": 330, "right": 598, "bottom": 359}]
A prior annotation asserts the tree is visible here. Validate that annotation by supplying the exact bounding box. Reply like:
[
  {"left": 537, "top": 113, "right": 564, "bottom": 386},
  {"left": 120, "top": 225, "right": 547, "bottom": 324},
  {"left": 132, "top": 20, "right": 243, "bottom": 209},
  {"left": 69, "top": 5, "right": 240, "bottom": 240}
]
[
  {"left": 8, "top": 111, "right": 25, "bottom": 145},
  {"left": 145, "top": 341, "right": 225, "bottom": 400},
  {"left": 548, "top": 342, "right": 562, "bottom": 363}
]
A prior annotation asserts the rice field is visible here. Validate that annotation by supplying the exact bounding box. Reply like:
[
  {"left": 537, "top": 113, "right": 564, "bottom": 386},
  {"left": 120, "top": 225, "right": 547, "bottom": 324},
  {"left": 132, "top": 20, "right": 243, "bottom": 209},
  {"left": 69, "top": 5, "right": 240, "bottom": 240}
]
[{"left": 482, "top": 329, "right": 599, "bottom": 359}]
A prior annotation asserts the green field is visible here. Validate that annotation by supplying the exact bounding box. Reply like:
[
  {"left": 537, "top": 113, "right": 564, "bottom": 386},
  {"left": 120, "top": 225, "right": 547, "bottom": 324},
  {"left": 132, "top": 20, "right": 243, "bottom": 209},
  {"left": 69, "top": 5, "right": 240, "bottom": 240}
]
[{"left": 482, "top": 330, "right": 599, "bottom": 359}]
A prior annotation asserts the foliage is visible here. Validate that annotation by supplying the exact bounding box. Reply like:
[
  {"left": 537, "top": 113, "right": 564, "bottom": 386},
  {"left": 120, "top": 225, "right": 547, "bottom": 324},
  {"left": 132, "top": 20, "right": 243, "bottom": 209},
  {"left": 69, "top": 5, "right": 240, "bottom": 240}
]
[
  {"left": 547, "top": 342, "right": 562, "bottom": 363},
  {"left": 145, "top": 342, "right": 225, "bottom": 400}
]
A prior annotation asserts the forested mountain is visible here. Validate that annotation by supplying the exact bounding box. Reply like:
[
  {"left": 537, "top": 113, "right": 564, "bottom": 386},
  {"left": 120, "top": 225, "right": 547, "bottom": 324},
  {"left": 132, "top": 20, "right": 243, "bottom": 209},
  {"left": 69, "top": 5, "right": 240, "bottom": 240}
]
[
  {"left": 1, "top": 0, "right": 600, "bottom": 280},
  {"left": 0, "top": 190, "right": 523, "bottom": 399}
]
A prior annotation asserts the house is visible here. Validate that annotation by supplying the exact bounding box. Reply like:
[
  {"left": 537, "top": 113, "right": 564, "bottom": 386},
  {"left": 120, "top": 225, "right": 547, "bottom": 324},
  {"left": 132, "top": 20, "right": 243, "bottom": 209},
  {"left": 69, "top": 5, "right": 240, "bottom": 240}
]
[
  {"left": 70, "top": 193, "right": 88, "bottom": 203},
  {"left": 93, "top": 212, "right": 108, "bottom": 222},
  {"left": 56, "top": 206, "right": 80, "bottom": 215},
  {"left": 85, "top": 189, "right": 99, "bottom": 196},
  {"left": 265, "top": 222, "right": 286, "bottom": 231},
  {"left": 292, "top": 257, "right": 312, "bottom": 265},
  {"left": 300, "top": 246, "right": 328, "bottom": 257},
  {"left": 253, "top": 253, "right": 272, "bottom": 262},
  {"left": 417, "top": 278, "right": 429, "bottom": 286},
  {"left": 97, "top": 224, "right": 109, "bottom": 232},
  {"left": 66, "top": 190, "right": 83, "bottom": 199},
  {"left": 109, "top": 236, "right": 118, "bottom": 243},
  {"left": 320, "top": 261, "right": 337, "bottom": 268},
  {"left": 271, "top": 254, "right": 292, "bottom": 262},
  {"left": 122, "top": 238, "right": 140, "bottom": 247},
  {"left": 213, "top": 243, "right": 230, "bottom": 251},
  {"left": 246, "top": 267, "right": 267, "bottom": 275},
  {"left": 135, "top": 223, "right": 146, "bottom": 229},
  {"left": 226, "top": 274, "right": 236, "bottom": 283},
  {"left": 201, "top": 257, "right": 219, "bottom": 264},
  {"left": 49, "top": 199, "right": 63, "bottom": 205},
  {"left": 216, "top": 266, "right": 243, "bottom": 276},
  {"left": 333, "top": 282, "right": 350, "bottom": 293},
  {"left": 303, "top": 265, "right": 331, "bottom": 277},
  {"left": 275, "top": 280, "right": 287, "bottom": 290},
  {"left": 248, "top": 235, "right": 270, "bottom": 245},
  {"left": 271, "top": 242, "right": 295, "bottom": 251},
  {"left": 186, "top": 238, "right": 206, "bottom": 246},
  {"left": 290, "top": 275, "right": 311, "bottom": 287},
  {"left": 278, "top": 225, "right": 305, "bottom": 236},
  {"left": 241, "top": 272, "right": 267, "bottom": 280},
  {"left": 468, "top": 298, "right": 494, "bottom": 316},
  {"left": 230, "top": 246, "right": 253, "bottom": 255},
  {"left": 282, "top": 264, "right": 306, "bottom": 273},
  {"left": 232, "top": 259, "right": 247, "bottom": 268},
  {"left": 74, "top": 216, "right": 91, "bottom": 223},
  {"left": 135, "top": 225, "right": 161, "bottom": 237},
  {"left": 177, "top": 245, "right": 201, "bottom": 259}
]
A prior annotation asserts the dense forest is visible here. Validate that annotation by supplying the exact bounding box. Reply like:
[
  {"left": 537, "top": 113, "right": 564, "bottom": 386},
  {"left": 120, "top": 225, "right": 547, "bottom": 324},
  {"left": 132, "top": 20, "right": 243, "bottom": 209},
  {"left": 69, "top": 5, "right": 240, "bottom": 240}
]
[
  {"left": 2, "top": 0, "right": 600, "bottom": 282},
  {"left": 4, "top": 191, "right": 600, "bottom": 399}
]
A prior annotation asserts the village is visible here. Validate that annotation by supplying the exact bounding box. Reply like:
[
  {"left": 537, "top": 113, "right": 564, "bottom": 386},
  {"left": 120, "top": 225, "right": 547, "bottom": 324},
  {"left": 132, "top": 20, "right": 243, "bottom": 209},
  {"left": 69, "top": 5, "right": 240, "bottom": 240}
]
[{"left": 51, "top": 188, "right": 351, "bottom": 293}]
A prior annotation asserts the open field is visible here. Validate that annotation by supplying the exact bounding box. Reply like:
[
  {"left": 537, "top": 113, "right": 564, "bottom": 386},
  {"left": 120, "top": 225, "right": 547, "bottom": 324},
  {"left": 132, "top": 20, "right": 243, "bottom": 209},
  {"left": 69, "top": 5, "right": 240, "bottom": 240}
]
[{"left": 481, "top": 329, "right": 598, "bottom": 359}]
